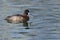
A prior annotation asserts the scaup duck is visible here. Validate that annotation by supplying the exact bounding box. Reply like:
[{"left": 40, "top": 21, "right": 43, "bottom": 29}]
[{"left": 5, "top": 9, "right": 29, "bottom": 23}]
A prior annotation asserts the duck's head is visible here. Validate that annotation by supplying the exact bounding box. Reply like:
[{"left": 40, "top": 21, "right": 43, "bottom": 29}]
[{"left": 23, "top": 9, "right": 29, "bottom": 16}]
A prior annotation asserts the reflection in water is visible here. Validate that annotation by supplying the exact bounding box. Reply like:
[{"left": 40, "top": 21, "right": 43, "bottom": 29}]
[
  {"left": 23, "top": 22, "right": 30, "bottom": 29},
  {"left": 5, "top": 20, "right": 30, "bottom": 29}
]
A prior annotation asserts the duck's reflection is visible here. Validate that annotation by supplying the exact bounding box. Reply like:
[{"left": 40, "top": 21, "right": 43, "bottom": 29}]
[
  {"left": 23, "top": 22, "right": 30, "bottom": 29},
  {"left": 6, "top": 20, "right": 31, "bottom": 29}
]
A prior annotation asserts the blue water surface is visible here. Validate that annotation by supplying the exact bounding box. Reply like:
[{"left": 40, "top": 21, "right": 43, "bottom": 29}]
[{"left": 0, "top": 0, "right": 60, "bottom": 40}]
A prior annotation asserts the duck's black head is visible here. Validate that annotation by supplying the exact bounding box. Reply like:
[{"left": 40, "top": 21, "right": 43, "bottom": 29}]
[
  {"left": 24, "top": 9, "right": 29, "bottom": 15},
  {"left": 24, "top": 9, "right": 29, "bottom": 13}
]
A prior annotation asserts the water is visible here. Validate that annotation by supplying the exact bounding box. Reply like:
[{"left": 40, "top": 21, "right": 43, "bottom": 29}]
[{"left": 0, "top": 0, "right": 59, "bottom": 40}]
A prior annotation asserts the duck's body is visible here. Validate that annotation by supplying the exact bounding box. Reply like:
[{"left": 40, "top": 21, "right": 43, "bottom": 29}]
[{"left": 5, "top": 9, "right": 29, "bottom": 23}]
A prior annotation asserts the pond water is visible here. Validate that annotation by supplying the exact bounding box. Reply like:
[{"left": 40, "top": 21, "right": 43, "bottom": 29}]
[{"left": 0, "top": 0, "right": 60, "bottom": 40}]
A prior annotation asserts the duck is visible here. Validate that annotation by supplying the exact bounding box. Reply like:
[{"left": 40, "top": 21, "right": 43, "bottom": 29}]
[{"left": 5, "top": 9, "right": 29, "bottom": 23}]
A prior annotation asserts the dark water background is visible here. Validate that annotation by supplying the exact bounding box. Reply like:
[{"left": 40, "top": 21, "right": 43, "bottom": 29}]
[{"left": 0, "top": 0, "right": 60, "bottom": 40}]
